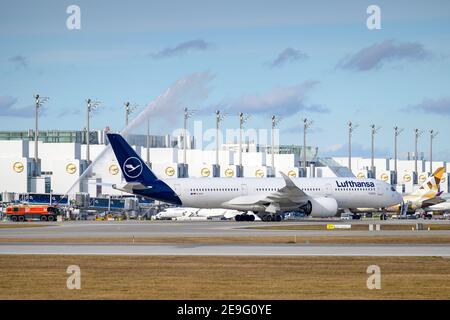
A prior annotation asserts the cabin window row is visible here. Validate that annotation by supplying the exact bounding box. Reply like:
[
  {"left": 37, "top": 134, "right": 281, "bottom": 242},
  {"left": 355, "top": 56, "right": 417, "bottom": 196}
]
[
  {"left": 255, "top": 187, "right": 321, "bottom": 192},
  {"left": 190, "top": 188, "right": 239, "bottom": 192},
  {"left": 334, "top": 188, "right": 375, "bottom": 191}
]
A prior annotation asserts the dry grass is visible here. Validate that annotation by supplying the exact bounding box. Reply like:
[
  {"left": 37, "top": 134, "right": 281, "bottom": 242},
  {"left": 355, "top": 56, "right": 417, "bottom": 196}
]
[
  {"left": 0, "top": 223, "right": 52, "bottom": 229},
  {"left": 0, "top": 255, "right": 449, "bottom": 300}
]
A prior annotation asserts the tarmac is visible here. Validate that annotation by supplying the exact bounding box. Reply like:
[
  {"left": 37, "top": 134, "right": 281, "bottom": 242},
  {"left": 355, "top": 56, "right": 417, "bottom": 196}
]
[
  {"left": 1, "top": 220, "right": 450, "bottom": 239},
  {"left": 1, "top": 220, "right": 450, "bottom": 256},
  {"left": 1, "top": 243, "right": 450, "bottom": 256}
]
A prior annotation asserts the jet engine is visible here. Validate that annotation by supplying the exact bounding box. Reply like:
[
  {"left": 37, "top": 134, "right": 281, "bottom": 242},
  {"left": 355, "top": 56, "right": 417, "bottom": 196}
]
[{"left": 302, "top": 197, "right": 338, "bottom": 217}]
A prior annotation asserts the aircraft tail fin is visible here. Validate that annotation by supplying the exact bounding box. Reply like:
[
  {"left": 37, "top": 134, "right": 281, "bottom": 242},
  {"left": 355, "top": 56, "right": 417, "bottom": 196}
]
[
  {"left": 412, "top": 166, "right": 445, "bottom": 198},
  {"left": 106, "top": 133, "right": 158, "bottom": 184}
]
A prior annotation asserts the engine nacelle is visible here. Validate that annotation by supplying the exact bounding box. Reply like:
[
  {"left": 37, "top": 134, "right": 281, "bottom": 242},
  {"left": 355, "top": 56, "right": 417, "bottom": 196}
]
[{"left": 304, "top": 197, "right": 338, "bottom": 217}]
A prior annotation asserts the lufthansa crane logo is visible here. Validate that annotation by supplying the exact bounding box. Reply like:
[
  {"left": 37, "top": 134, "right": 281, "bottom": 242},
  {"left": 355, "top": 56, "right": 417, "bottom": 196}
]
[
  {"left": 109, "top": 164, "right": 119, "bottom": 175},
  {"left": 255, "top": 169, "right": 264, "bottom": 178},
  {"left": 66, "top": 163, "right": 77, "bottom": 174},
  {"left": 419, "top": 174, "right": 427, "bottom": 182},
  {"left": 13, "top": 162, "right": 24, "bottom": 173},
  {"left": 165, "top": 166, "right": 175, "bottom": 176},
  {"left": 288, "top": 170, "right": 297, "bottom": 177},
  {"left": 403, "top": 174, "right": 411, "bottom": 182},
  {"left": 380, "top": 173, "right": 389, "bottom": 181},
  {"left": 357, "top": 172, "right": 366, "bottom": 179},
  {"left": 201, "top": 167, "right": 210, "bottom": 177},
  {"left": 224, "top": 168, "right": 234, "bottom": 177},
  {"left": 123, "top": 157, "right": 143, "bottom": 179}
]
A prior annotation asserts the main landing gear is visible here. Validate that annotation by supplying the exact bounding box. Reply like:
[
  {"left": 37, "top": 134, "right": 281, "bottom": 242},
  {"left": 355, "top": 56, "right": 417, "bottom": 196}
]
[
  {"left": 235, "top": 214, "right": 255, "bottom": 222},
  {"left": 380, "top": 213, "right": 388, "bottom": 220},
  {"left": 234, "top": 213, "right": 282, "bottom": 222},
  {"left": 261, "top": 214, "right": 282, "bottom": 222}
]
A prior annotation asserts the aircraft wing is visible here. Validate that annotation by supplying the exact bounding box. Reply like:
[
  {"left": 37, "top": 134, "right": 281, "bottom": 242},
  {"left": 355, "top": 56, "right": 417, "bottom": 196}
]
[
  {"left": 420, "top": 196, "right": 446, "bottom": 208},
  {"left": 113, "top": 182, "right": 149, "bottom": 193},
  {"left": 268, "top": 172, "right": 309, "bottom": 202},
  {"left": 223, "top": 172, "right": 311, "bottom": 213}
]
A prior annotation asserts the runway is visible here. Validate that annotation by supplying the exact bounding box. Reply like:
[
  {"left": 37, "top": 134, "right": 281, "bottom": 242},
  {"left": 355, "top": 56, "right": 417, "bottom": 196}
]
[
  {"left": 2, "top": 220, "right": 450, "bottom": 256},
  {"left": 1, "top": 243, "right": 450, "bottom": 256},
  {"left": 2, "top": 220, "right": 450, "bottom": 239}
]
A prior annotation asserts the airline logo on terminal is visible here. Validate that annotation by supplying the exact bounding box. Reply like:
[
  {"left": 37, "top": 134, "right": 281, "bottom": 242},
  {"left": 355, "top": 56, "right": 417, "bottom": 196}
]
[
  {"left": 123, "top": 157, "right": 143, "bottom": 178},
  {"left": 335, "top": 180, "right": 375, "bottom": 188},
  {"left": 13, "top": 161, "right": 24, "bottom": 173}
]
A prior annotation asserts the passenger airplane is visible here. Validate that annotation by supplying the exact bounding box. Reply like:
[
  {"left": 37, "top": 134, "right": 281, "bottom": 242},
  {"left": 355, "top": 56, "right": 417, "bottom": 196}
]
[
  {"left": 385, "top": 167, "right": 445, "bottom": 214},
  {"left": 107, "top": 133, "right": 402, "bottom": 221},
  {"left": 350, "top": 167, "right": 446, "bottom": 219},
  {"left": 155, "top": 207, "right": 245, "bottom": 220}
]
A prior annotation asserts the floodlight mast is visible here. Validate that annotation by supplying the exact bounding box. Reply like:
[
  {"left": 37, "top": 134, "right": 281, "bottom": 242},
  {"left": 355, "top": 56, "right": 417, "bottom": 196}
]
[
  {"left": 215, "top": 110, "right": 227, "bottom": 166},
  {"left": 429, "top": 129, "right": 439, "bottom": 172},
  {"left": 414, "top": 128, "right": 423, "bottom": 173},
  {"left": 302, "top": 118, "right": 313, "bottom": 176},
  {"left": 124, "top": 102, "right": 138, "bottom": 127},
  {"left": 86, "top": 99, "right": 100, "bottom": 164},
  {"left": 271, "top": 115, "right": 281, "bottom": 169},
  {"left": 393, "top": 126, "right": 404, "bottom": 173},
  {"left": 183, "top": 107, "right": 196, "bottom": 166},
  {"left": 238, "top": 113, "right": 250, "bottom": 176},
  {"left": 33, "top": 94, "right": 49, "bottom": 176},
  {"left": 348, "top": 121, "right": 358, "bottom": 171},
  {"left": 370, "top": 124, "right": 381, "bottom": 178}
]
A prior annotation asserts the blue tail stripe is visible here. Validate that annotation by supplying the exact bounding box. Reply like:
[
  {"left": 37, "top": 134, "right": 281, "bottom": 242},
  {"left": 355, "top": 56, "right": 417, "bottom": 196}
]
[
  {"left": 107, "top": 133, "right": 157, "bottom": 183},
  {"left": 106, "top": 133, "right": 182, "bottom": 205}
]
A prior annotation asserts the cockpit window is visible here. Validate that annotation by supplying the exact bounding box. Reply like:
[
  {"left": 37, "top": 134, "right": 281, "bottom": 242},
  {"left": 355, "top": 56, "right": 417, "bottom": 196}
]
[{"left": 391, "top": 186, "right": 396, "bottom": 192}]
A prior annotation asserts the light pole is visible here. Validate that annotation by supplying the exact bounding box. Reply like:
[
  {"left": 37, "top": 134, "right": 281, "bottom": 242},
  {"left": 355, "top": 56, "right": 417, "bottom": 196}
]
[
  {"left": 429, "top": 129, "right": 439, "bottom": 172},
  {"left": 302, "top": 118, "right": 313, "bottom": 176},
  {"left": 33, "top": 94, "right": 48, "bottom": 176},
  {"left": 183, "top": 107, "right": 195, "bottom": 166},
  {"left": 348, "top": 121, "right": 358, "bottom": 171},
  {"left": 124, "top": 102, "right": 137, "bottom": 127},
  {"left": 393, "top": 126, "right": 404, "bottom": 173},
  {"left": 86, "top": 99, "right": 100, "bottom": 164},
  {"left": 414, "top": 128, "right": 423, "bottom": 173},
  {"left": 271, "top": 115, "right": 281, "bottom": 169},
  {"left": 146, "top": 119, "right": 150, "bottom": 165},
  {"left": 370, "top": 124, "right": 381, "bottom": 178},
  {"left": 238, "top": 112, "right": 250, "bottom": 175},
  {"left": 215, "top": 110, "right": 227, "bottom": 167}
]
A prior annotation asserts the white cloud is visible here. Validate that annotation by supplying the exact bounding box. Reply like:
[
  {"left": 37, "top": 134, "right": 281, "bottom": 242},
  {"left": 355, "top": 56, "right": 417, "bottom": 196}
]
[{"left": 223, "top": 81, "right": 328, "bottom": 116}]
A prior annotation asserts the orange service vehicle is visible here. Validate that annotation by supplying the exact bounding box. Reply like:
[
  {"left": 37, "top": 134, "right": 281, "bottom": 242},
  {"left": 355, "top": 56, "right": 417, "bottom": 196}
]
[{"left": 5, "top": 204, "right": 61, "bottom": 222}]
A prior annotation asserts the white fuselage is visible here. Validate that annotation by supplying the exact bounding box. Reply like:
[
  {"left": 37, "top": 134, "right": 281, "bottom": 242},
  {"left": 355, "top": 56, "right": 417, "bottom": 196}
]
[
  {"left": 161, "top": 177, "right": 402, "bottom": 215},
  {"left": 426, "top": 201, "right": 450, "bottom": 213}
]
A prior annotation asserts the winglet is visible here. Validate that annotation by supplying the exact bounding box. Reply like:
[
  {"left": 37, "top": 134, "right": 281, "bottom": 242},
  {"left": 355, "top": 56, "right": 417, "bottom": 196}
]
[{"left": 279, "top": 171, "right": 297, "bottom": 188}]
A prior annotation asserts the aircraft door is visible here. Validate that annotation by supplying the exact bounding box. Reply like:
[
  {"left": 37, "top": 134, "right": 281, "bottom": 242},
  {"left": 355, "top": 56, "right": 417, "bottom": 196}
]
[
  {"left": 241, "top": 184, "right": 248, "bottom": 196},
  {"left": 173, "top": 184, "right": 182, "bottom": 196},
  {"left": 376, "top": 182, "right": 383, "bottom": 196},
  {"left": 325, "top": 183, "right": 333, "bottom": 196}
]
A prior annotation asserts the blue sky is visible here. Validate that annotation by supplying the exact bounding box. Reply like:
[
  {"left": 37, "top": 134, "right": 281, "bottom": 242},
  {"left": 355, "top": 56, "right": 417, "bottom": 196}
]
[{"left": 1, "top": 0, "right": 450, "bottom": 160}]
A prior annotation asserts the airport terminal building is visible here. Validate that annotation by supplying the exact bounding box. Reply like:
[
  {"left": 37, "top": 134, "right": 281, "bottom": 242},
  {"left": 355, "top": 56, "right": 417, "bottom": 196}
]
[{"left": 0, "top": 129, "right": 448, "bottom": 198}]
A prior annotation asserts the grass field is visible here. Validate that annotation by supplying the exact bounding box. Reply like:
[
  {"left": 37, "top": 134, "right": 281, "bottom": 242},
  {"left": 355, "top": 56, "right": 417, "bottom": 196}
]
[
  {"left": 0, "top": 223, "right": 51, "bottom": 229},
  {"left": 0, "top": 255, "right": 449, "bottom": 299}
]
